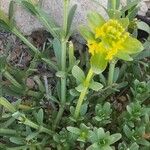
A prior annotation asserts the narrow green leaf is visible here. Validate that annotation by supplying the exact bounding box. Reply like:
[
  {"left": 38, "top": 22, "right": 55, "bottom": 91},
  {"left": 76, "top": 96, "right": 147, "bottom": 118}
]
[
  {"left": 134, "top": 49, "right": 150, "bottom": 60},
  {"left": 3, "top": 71, "right": 22, "bottom": 89},
  {"left": 36, "top": 108, "right": 44, "bottom": 125},
  {"left": 33, "top": 76, "right": 45, "bottom": 93},
  {"left": 0, "top": 128, "right": 18, "bottom": 136},
  {"left": 21, "top": 1, "right": 58, "bottom": 38},
  {"left": 127, "top": 6, "right": 138, "bottom": 20},
  {"left": 12, "top": 28, "right": 40, "bottom": 55},
  {"left": 0, "top": 56, "right": 6, "bottom": 71},
  {"left": 22, "top": 1, "right": 38, "bottom": 15},
  {"left": 121, "top": 0, "right": 139, "bottom": 14},
  {"left": 113, "top": 67, "right": 120, "bottom": 82},
  {"left": 37, "top": 8, "right": 59, "bottom": 38},
  {"left": 123, "top": 125, "right": 132, "bottom": 138},
  {"left": 0, "top": 97, "right": 16, "bottom": 113},
  {"left": 41, "top": 58, "right": 58, "bottom": 71},
  {"left": 7, "top": 145, "right": 28, "bottom": 150},
  {"left": 137, "top": 139, "right": 150, "bottom": 146},
  {"left": 9, "top": 0, "right": 15, "bottom": 21},
  {"left": 0, "top": 10, "right": 11, "bottom": 30},
  {"left": 67, "top": 4, "right": 77, "bottom": 35},
  {"left": 1, "top": 117, "right": 16, "bottom": 128}
]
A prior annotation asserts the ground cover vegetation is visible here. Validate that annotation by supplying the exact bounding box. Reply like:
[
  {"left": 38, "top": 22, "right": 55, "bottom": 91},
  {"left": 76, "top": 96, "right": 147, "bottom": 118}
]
[{"left": 0, "top": 0, "right": 150, "bottom": 149}]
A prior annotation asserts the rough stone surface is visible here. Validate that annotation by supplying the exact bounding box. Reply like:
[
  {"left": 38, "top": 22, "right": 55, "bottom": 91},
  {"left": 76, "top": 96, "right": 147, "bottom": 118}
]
[
  {"left": 138, "top": 0, "right": 148, "bottom": 16},
  {"left": 0, "top": 0, "right": 150, "bottom": 35}
]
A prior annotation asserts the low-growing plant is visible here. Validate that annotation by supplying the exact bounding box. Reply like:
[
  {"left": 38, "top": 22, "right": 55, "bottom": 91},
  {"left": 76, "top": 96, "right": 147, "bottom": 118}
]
[{"left": 0, "top": 0, "right": 149, "bottom": 149}]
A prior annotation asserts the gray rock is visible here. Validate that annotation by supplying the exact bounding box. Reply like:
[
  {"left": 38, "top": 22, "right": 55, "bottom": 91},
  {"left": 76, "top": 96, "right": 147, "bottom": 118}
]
[
  {"left": 0, "top": 0, "right": 107, "bottom": 35},
  {"left": 0, "top": 0, "right": 149, "bottom": 35}
]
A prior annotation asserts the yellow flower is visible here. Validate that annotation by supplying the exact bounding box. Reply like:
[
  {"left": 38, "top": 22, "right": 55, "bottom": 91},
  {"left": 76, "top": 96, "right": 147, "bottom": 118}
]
[
  {"left": 80, "top": 12, "right": 143, "bottom": 74},
  {"left": 88, "top": 19, "right": 130, "bottom": 61}
]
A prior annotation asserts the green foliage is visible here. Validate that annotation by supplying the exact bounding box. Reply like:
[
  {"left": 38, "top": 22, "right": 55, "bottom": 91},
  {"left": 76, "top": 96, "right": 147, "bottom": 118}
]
[
  {"left": 87, "top": 127, "right": 121, "bottom": 150},
  {"left": 90, "top": 52, "right": 108, "bottom": 74},
  {"left": 72, "top": 65, "right": 85, "bottom": 83},
  {"left": 93, "top": 102, "right": 112, "bottom": 126},
  {"left": 0, "top": 0, "right": 149, "bottom": 149}
]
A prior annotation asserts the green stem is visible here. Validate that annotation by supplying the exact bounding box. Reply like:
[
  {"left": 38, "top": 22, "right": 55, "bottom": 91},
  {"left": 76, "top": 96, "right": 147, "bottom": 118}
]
[
  {"left": 108, "top": 60, "right": 116, "bottom": 85},
  {"left": 74, "top": 69, "right": 94, "bottom": 119},
  {"left": 61, "top": 40, "right": 67, "bottom": 104},
  {"left": 53, "top": 0, "right": 69, "bottom": 129},
  {"left": 111, "top": 0, "right": 116, "bottom": 10},
  {"left": 53, "top": 40, "right": 67, "bottom": 130},
  {"left": 53, "top": 106, "right": 64, "bottom": 130}
]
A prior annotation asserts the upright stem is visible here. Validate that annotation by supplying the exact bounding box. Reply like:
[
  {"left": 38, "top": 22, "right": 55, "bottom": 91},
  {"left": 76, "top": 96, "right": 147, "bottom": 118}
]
[
  {"left": 74, "top": 69, "right": 94, "bottom": 119},
  {"left": 111, "top": 0, "right": 116, "bottom": 10},
  {"left": 53, "top": 0, "right": 69, "bottom": 129},
  {"left": 61, "top": 40, "right": 67, "bottom": 104},
  {"left": 108, "top": 60, "right": 116, "bottom": 85},
  {"left": 53, "top": 41, "right": 67, "bottom": 130}
]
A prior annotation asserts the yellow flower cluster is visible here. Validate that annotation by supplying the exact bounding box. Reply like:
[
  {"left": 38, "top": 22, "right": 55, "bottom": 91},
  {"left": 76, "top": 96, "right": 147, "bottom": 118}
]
[{"left": 87, "top": 19, "right": 129, "bottom": 60}]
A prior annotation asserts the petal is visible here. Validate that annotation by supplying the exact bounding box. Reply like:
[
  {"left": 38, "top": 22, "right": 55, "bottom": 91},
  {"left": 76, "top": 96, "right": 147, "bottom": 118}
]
[{"left": 121, "top": 36, "right": 144, "bottom": 54}]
